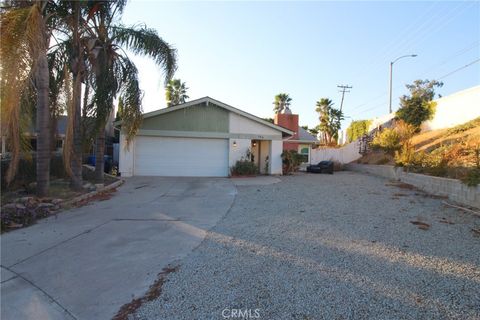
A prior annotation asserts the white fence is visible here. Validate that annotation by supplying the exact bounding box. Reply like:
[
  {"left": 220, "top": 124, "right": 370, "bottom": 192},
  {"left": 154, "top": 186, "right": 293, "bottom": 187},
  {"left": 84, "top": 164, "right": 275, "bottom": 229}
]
[
  {"left": 310, "top": 140, "right": 362, "bottom": 164},
  {"left": 422, "top": 85, "right": 480, "bottom": 131},
  {"left": 310, "top": 85, "right": 480, "bottom": 165}
]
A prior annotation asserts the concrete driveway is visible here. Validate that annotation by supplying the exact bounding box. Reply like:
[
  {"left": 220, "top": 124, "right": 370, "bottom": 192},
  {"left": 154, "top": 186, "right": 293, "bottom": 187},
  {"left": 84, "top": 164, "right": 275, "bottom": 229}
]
[{"left": 1, "top": 177, "right": 236, "bottom": 320}]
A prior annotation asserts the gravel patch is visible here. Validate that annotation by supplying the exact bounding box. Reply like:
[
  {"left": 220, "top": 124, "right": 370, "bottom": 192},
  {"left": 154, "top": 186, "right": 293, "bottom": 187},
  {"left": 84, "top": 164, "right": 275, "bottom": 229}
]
[{"left": 133, "top": 171, "right": 480, "bottom": 320}]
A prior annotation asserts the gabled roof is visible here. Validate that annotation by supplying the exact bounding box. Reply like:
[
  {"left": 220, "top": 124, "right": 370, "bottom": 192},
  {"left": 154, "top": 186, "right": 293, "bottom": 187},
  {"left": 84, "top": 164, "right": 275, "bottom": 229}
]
[
  {"left": 284, "top": 127, "right": 319, "bottom": 144},
  {"left": 116, "top": 96, "right": 294, "bottom": 136},
  {"left": 298, "top": 127, "right": 319, "bottom": 142}
]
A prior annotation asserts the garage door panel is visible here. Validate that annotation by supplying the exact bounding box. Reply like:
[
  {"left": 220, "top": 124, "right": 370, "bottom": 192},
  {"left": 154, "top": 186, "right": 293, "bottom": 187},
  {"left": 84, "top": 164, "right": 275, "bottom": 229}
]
[{"left": 134, "top": 137, "right": 228, "bottom": 177}]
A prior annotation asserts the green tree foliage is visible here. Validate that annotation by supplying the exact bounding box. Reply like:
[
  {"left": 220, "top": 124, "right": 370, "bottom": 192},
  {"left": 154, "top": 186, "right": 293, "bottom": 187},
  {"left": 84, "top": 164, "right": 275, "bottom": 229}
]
[
  {"left": 315, "top": 98, "right": 344, "bottom": 144},
  {"left": 115, "top": 97, "right": 124, "bottom": 121},
  {"left": 82, "top": 1, "right": 177, "bottom": 181},
  {"left": 273, "top": 93, "right": 292, "bottom": 114},
  {"left": 346, "top": 120, "right": 372, "bottom": 142},
  {"left": 396, "top": 79, "right": 443, "bottom": 129},
  {"left": 371, "top": 129, "right": 401, "bottom": 155},
  {"left": 165, "top": 79, "right": 189, "bottom": 107},
  {"left": 0, "top": 1, "right": 60, "bottom": 196}
]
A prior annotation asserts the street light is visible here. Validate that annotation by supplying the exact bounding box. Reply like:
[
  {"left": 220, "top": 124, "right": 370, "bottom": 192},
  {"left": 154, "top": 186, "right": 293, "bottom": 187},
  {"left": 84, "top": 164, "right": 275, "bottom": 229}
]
[{"left": 389, "top": 54, "right": 417, "bottom": 113}]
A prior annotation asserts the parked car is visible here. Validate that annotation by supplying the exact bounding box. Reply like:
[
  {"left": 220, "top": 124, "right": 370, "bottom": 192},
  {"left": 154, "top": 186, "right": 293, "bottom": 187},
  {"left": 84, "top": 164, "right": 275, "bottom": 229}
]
[{"left": 306, "top": 161, "right": 334, "bottom": 174}]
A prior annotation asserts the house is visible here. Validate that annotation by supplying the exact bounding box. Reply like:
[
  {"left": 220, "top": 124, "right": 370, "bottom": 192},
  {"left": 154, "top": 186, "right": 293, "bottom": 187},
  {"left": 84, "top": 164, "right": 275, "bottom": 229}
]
[
  {"left": 117, "top": 97, "right": 293, "bottom": 177},
  {"left": 274, "top": 107, "right": 318, "bottom": 163}
]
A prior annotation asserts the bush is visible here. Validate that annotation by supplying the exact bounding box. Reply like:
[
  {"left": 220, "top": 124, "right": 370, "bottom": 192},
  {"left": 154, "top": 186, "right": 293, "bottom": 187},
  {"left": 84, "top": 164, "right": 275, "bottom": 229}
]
[
  {"left": 371, "top": 129, "right": 401, "bottom": 155},
  {"left": 1, "top": 154, "right": 67, "bottom": 191},
  {"left": 396, "top": 148, "right": 448, "bottom": 177},
  {"left": 230, "top": 160, "right": 258, "bottom": 176},
  {"left": 394, "top": 143, "right": 416, "bottom": 167},
  {"left": 462, "top": 168, "right": 480, "bottom": 187},
  {"left": 346, "top": 120, "right": 372, "bottom": 142},
  {"left": 396, "top": 79, "right": 442, "bottom": 129},
  {"left": 281, "top": 150, "right": 302, "bottom": 174}
]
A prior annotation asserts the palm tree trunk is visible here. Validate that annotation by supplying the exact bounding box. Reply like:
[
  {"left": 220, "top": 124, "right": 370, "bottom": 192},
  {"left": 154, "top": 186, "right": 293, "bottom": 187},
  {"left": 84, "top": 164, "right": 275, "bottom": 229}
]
[
  {"left": 35, "top": 51, "right": 50, "bottom": 197},
  {"left": 94, "top": 126, "right": 105, "bottom": 182},
  {"left": 70, "top": 1, "right": 83, "bottom": 190},
  {"left": 70, "top": 75, "right": 83, "bottom": 189}
]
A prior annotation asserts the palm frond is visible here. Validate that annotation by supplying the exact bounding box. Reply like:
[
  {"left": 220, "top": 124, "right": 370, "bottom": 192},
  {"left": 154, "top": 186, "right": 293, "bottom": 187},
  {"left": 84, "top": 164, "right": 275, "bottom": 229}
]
[
  {"left": 117, "top": 55, "right": 143, "bottom": 147},
  {"left": 112, "top": 25, "right": 177, "bottom": 83},
  {"left": 0, "top": 5, "right": 43, "bottom": 183}
]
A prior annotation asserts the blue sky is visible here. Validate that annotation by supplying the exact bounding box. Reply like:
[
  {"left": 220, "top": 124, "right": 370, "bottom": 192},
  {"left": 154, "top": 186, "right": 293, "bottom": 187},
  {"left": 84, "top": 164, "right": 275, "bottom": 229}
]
[{"left": 122, "top": 1, "right": 480, "bottom": 129}]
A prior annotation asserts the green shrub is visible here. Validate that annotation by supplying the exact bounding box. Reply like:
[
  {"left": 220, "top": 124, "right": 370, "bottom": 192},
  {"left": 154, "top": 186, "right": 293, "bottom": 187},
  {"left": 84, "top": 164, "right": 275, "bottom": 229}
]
[
  {"left": 396, "top": 148, "right": 448, "bottom": 177},
  {"left": 346, "top": 120, "right": 372, "bottom": 142},
  {"left": 230, "top": 160, "right": 258, "bottom": 176},
  {"left": 394, "top": 143, "right": 416, "bottom": 167},
  {"left": 462, "top": 168, "right": 480, "bottom": 187},
  {"left": 371, "top": 129, "right": 401, "bottom": 155},
  {"left": 396, "top": 79, "right": 442, "bottom": 129},
  {"left": 281, "top": 150, "right": 302, "bottom": 174}
]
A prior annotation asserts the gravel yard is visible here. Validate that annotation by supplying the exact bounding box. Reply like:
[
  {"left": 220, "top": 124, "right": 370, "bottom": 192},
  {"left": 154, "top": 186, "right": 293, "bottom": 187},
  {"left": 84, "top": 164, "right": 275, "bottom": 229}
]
[{"left": 134, "top": 171, "right": 480, "bottom": 320}]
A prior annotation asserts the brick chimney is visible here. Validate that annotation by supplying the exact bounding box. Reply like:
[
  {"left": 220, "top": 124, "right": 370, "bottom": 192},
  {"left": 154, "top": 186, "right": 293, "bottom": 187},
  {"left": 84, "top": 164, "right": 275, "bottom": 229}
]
[{"left": 274, "top": 112, "right": 299, "bottom": 151}]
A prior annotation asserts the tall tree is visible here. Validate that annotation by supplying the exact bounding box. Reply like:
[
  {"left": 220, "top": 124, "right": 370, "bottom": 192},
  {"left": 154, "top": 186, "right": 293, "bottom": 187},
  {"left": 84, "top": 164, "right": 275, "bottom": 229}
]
[
  {"left": 165, "top": 79, "right": 189, "bottom": 107},
  {"left": 315, "top": 98, "right": 344, "bottom": 144},
  {"left": 396, "top": 79, "right": 443, "bottom": 130},
  {"left": 315, "top": 98, "right": 333, "bottom": 143},
  {"left": 47, "top": 1, "right": 90, "bottom": 190},
  {"left": 84, "top": 1, "right": 177, "bottom": 181},
  {"left": 273, "top": 93, "right": 292, "bottom": 114},
  {"left": 1, "top": 1, "right": 57, "bottom": 196}
]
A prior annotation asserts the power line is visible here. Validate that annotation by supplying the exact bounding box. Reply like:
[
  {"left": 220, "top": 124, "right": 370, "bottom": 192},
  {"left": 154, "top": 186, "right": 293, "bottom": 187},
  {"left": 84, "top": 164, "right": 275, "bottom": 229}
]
[
  {"left": 337, "top": 85, "right": 352, "bottom": 111},
  {"left": 350, "top": 57, "right": 480, "bottom": 117},
  {"left": 349, "top": 42, "right": 480, "bottom": 117},
  {"left": 437, "top": 58, "right": 480, "bottom": 80}
]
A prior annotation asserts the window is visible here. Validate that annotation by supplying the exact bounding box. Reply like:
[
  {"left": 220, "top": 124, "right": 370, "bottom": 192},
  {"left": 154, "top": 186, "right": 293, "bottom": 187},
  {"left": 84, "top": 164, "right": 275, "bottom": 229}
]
[{"left": 298, "top": 145, "right": 309, "bottom": 163}]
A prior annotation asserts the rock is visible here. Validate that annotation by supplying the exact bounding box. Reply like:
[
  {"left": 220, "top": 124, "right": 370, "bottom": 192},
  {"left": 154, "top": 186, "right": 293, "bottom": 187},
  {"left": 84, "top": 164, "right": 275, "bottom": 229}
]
[
  {"left": 83, "top": 182, "right": 95, "bottom": 191},
  {"left": 15, "top": 204, "right": 26, "bottom": 210},
  {"left": 18, "top": 196, "right": 34, "bottom": 204},
  {"left": 51, "top": 199, "right": 63, "bottom": 205},
  {"left": 37, "top": 203, "right": 55, "bottom": 208},
  {"left": 3, "top": 203, "right": 17, "bottom": 210},
  {"left": 95, "top": 183, "right": 105, "bottom": 191}
]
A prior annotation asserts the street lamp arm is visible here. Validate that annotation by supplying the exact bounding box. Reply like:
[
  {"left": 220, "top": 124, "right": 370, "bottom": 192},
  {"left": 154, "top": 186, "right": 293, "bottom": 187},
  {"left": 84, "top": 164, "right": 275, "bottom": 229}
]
[
  {"left": 392, "top": 54, "right": 418, "bottom": 64},
  {"left": 388, "top": 54, "right": 417, "bottom": 114}
]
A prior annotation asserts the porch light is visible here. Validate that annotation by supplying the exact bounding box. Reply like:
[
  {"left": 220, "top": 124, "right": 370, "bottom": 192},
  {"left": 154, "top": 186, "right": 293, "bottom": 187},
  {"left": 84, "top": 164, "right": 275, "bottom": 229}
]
[
  {"left": 233, "top": 141, "right": 237, "bottom": 147},
  {"left": 253, "top": 141, "right": 257, "bottom": 147}
]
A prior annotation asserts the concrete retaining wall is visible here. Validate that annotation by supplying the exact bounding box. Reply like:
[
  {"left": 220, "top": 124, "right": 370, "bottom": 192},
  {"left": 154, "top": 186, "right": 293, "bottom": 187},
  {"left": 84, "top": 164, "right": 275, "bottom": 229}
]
[{"left": 346, "top": 164, "right": 480, "bottom": 209}]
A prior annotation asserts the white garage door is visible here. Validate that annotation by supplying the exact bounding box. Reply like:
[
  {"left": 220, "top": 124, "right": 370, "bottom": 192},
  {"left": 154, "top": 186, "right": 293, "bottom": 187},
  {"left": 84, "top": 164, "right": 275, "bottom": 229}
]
[{"left": 134, "top": 136, "right": 229, "bottom": 177}]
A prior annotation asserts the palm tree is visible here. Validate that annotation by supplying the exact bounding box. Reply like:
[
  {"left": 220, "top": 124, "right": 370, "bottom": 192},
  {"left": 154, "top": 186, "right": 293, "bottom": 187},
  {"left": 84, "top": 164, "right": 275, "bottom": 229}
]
[
  {"left": 1, "top": 1, "right": 57, "bottom": 197},
  {"left": 165, "top": 79, "right": 189, "bottom": 107},
  {"left": 329, "top": 108, "right": 345, "bottom": 142},
  {"left": 315, "top": 98, "right": 344, "bottom": 144},
  {"left": 84, "top": 1, "right": 177, "bottom": 182},
  {"left": 316, "top": 98, "right": 333, "bottom": 143},
  {"left": 273, "top": 93, "right": 292, "bottom": 114}
]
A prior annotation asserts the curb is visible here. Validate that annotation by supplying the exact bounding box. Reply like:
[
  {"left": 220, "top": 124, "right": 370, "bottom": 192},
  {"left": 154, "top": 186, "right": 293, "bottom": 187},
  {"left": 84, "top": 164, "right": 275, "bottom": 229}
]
[{"left": 62, "top": 178, "right": 125, "bottom": 208}]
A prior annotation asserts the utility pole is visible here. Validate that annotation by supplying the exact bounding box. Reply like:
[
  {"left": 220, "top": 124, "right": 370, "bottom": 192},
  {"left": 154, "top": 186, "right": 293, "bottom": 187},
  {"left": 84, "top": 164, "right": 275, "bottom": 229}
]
[{"left": 337, "top": 85, "right": 352, "bottom": 111}]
